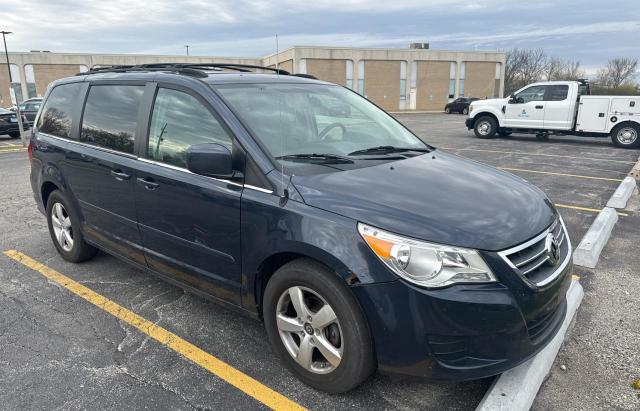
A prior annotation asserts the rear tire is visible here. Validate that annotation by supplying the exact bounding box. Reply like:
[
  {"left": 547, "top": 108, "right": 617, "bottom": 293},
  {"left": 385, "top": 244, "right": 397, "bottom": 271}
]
[
  {"left": 263, "top": 259, "right": 375, "bottom": 393},
  {"left": 46, "top": 190, "right": 97, "bottom": 263},
  {"left": 462, "top": 107, "right": 469, "bottom": 115},
  {"left": 474, "top": 116, "right": 498, "bottom": 139},
  {"left": 611, "top": 123, "right": 640, "bottom": 148},
  {"left": 9, "top": 131, "right": 20, "bottom": 139},
  {"left": 445, "top": 107, "right": 451, "bottom": 114}
]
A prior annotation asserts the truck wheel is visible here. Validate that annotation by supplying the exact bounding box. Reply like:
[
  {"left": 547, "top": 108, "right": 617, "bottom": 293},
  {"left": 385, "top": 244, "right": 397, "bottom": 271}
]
[
  {"left": 474, "top": 116, "right": 498, "bottom": 139},
  {"left": 611, "top": 123, "right": 640, "bottom": 148}
]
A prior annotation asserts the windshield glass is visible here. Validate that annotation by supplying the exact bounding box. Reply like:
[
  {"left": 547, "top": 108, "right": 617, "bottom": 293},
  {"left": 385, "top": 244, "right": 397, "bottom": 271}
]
[{"left": 214, "top": 83, "right": 428, "bottom": 169}]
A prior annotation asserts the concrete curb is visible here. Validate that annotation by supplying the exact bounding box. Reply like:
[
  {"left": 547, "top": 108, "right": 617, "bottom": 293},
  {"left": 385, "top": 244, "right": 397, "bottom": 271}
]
[
  {"left": 606, "top": 176, "right": 638, "bottom": 209},
  {"left": 629, "top": 157, "right": 640, "bottom": 180},
  {"left": 476, "top": 280, "right": 584, "bottom": 411},
  {"left": 573, "top": 207, "right": 618, "bottom": 268}
]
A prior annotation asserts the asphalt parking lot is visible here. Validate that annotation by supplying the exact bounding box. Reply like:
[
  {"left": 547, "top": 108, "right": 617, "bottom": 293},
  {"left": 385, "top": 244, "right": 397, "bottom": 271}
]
[{"left": 1, "top": 114, "right": 639, "bottom": 410}]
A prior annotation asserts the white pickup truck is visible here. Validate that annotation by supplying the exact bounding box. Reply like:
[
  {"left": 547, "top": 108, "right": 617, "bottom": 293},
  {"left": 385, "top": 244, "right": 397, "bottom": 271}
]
[{"left": 465, "top": 80, "right": 640, "bottom": 148}]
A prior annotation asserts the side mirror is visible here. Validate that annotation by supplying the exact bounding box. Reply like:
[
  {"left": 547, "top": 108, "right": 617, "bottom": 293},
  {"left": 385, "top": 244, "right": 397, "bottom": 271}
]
[{"left": 186, "top": 143, "right": 233, "bottom": 178}]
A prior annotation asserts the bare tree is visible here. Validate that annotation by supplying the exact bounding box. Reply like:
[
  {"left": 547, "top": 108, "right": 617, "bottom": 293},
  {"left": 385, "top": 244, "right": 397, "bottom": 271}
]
[
  {"left": 596, "top": 57, "right": 638, "bottom": 88},
  {"left": 544, "top": 58, "right": 584, "bottom": 81},
  {"left": 504, "top": 48, "right": 549, "bottom": 95}
]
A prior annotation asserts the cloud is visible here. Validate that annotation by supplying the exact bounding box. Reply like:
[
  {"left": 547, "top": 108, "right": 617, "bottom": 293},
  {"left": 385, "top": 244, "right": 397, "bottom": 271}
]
[{"left": 1, "top": 0, "right": 638, "bottom": 69}]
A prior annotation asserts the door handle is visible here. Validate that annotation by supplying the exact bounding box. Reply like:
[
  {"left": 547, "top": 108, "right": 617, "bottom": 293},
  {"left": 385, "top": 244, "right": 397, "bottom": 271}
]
[
  {"left": 535, "top": 105, "right": 544, "bottom": 109},
  {"left": 137, "top": 177, "right": 159, "bottom": 190},
  {"left": 110, "top": 169, "right": 131, "bottom": 181}
]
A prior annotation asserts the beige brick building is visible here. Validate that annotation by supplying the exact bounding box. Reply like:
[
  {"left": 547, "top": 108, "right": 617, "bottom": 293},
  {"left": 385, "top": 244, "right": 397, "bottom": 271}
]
[{"left": 1, "top": 46, "right": 505, "bottom": 112}]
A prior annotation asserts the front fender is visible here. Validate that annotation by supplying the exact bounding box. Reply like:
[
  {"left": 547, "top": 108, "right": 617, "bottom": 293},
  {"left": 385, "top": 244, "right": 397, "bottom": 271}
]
[{"left": 240, "top": 190, "right": 397, "bottom": 313}]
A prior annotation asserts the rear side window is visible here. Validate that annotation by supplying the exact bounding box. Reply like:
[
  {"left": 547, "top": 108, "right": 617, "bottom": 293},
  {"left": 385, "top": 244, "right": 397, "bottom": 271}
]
[
  {"left": 37, "top": 83, "right": 82, "bottom": 138},
  {"left": 547, "top": 85, "right": 569, "bottom": 101},
  {"left": 147, "top": 88, "right": 232, "bottom": 168},
  {"left": 80, "top": 85, "right": 145, "bottom": 154}
]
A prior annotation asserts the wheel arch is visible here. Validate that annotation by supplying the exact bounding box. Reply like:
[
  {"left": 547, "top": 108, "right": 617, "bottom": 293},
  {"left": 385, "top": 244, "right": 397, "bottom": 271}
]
[
  {"left": 610, "top": 120, "right": 640, "bottom": 133},
  {"left": 41, "top": 180, "right": 60, "bottom": 209},
  {"left": 471, "top": 111, "right": 500, "bottom": 126},
  {"left": 252, "top": 247, "right": 361, "bottom": 318}
]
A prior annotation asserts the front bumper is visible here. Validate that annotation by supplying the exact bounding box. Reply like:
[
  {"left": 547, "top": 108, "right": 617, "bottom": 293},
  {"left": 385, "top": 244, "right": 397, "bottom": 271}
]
[
  {"left": 465, "top": 118, "right": 475, "bottom": 129},
  {"left": 0, "top": 124, "right": 20, "bottom": 134},
  {"left": 352, "top": 256, "right": 572, "bottom": 381}
]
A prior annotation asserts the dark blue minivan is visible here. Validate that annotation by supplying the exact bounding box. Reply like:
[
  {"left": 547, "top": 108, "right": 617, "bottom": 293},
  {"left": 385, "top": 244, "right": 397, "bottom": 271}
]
[{"left": 29, "top": 64, "right": 572, "bottom": 393}]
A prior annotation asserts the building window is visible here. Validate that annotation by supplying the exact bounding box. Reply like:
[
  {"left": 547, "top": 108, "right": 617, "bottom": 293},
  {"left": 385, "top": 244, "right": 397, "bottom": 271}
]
[
  {"left": 9, "top": 64, "right": 23, "bottom": 104},
  {"left": 449, "top": 62, "right": 456, "bottom": 99},
  {"left": 458, "top": 62, "right": 465, "bottom": 98},
  {"left": 346, "top": 60, "right": 354, "bottom": 89},
  {"left": 24, "top": 65, "right": 37, "bottom": 98},
  {"left": 494, "top": 62, "right": 502, "bottom": 98},
  {"left": 399, "top": 61, "right": 407, "bottom": 101},
  {"left": 357, "top": 61, "right": 365, "bottom": 95}
]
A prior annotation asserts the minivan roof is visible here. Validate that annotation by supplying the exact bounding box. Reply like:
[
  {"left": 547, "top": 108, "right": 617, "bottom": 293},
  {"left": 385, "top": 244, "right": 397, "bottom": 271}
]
[{"left": 68, "top": 64, "right": 332, "bottom": 86}]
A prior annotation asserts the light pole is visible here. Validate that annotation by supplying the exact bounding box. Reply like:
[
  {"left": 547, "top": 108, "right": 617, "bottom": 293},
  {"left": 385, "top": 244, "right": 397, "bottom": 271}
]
[
  {"left": 1, "top": 30, "right": 26, "bottom": 147},
  {"left": 184, "top": 45, "right": 190, "bottom": 57}
]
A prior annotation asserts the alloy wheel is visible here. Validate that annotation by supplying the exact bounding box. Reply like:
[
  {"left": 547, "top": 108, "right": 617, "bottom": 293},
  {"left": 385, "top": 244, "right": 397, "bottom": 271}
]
[
  {"left": 275, "top": 286, "right": 344, "bottom": 374},
  {"left": 51, "top": 202, "right": 74, "bottom": 252}
]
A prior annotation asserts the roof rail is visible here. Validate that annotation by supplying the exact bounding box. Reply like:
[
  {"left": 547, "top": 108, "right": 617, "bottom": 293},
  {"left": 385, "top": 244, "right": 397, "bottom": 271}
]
[{"left": 76, "top": 63, "right": 291, "bottom": 77}]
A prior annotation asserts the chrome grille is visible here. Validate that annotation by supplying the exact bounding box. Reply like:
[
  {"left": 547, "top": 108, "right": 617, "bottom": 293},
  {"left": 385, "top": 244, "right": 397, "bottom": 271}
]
[{"left": 499, "top": 217, "right": 571, "bottom": 287}]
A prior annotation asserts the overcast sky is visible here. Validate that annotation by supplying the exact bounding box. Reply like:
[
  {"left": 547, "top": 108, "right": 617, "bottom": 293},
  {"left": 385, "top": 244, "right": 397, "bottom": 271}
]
[{"left": 2, "top": 0, "right": 639, "bottom": 73}]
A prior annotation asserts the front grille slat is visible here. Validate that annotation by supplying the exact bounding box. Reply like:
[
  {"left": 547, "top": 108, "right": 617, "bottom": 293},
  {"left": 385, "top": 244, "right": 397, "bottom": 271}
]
[
  {"left": 499, "top": 217, "right": 571, "bottom": 287},
  {"left": 522, "top": 255, "right": 550, "bottom": 275}
]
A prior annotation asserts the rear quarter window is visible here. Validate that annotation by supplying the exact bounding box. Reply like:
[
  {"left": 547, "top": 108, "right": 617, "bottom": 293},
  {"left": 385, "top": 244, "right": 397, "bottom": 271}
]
[
  {"left": 37, "top": 83, "right": 83, "bottom": 138},
  {"left": 80, "top": 85, "right": 145, "bottom": 154}
]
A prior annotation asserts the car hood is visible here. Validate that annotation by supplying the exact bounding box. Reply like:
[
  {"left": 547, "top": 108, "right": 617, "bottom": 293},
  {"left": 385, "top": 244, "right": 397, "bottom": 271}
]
[
  {"left": 290, "top": 150, "right": 556, "bottom": 251},
  {"left": 472, "top": 98, "right": 507, "bottom": 109}
]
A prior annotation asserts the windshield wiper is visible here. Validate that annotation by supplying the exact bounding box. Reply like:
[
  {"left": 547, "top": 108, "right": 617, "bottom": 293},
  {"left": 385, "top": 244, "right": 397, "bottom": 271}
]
[
  {"left": 348, "top": 145, "right": 431, "bottom": 156},
  {"left": 275, "top": 153, "right": 354, "bottom": 163}
]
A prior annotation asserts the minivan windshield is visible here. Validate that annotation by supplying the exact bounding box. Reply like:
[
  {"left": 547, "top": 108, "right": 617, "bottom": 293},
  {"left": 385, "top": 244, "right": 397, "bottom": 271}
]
[{"left": 214, "top": 83, "right": 429, "bottom": 170}]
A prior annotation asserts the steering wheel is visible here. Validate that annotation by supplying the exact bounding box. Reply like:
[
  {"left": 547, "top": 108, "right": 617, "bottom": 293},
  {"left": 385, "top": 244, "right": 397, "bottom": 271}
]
[{"left": 319, "top": 122, "right": 346, "bottom": 140}]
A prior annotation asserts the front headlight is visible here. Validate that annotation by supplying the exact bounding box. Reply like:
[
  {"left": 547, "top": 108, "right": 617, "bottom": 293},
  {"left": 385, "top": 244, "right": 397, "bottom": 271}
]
[
  {"left": 358, "top": 223, "right": 496, "bottom": 288},
  {"left": 468, "top": 104, "right": 474, "bottom": 112}
]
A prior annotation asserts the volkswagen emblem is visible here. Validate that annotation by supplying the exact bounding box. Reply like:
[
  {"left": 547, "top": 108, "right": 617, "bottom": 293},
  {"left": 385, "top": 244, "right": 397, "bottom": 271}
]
[{"left": 544, "top": 233, "right": 560, "bottom": 265}]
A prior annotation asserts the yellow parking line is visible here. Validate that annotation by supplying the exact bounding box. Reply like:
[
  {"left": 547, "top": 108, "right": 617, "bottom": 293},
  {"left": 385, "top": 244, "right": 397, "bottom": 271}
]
[
  {"left": 0, "top": 148, "right": 27, "bottom": 153},
  {"left": 500, "top": 167, "right": 623, "bottom": 182},
  {"left": 441, "top": 147, "right": 636, "bottom": 165},
  {"left": 3, "top": 250, "right": 306, "bottom": 411},
  {"left": 554, "top": 203, "right": 628, "bottom": 217}
]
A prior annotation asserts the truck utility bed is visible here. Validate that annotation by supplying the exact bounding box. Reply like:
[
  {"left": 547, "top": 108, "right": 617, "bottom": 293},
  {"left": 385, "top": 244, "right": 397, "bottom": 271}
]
[{"left": 576, "top": 96, "right": 639, "bottom": 133}]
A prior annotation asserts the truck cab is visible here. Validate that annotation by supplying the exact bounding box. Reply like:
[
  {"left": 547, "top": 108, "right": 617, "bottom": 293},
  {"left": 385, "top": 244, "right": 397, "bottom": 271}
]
[{"left": 465, "top": 80, "right": 640, "bottom": 148}]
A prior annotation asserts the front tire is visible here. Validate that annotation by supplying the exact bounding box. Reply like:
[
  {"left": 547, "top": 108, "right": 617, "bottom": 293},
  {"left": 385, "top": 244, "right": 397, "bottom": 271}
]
[
  {"left": 263, "top": 259, "right": 375, "bottom": 393},
  {"left": 611, "top": 123, "right": 640, "bottom": 148},
  {"left": 46, "top": 190, "right": 97, "bottom": 262},
  {"left": 474, "top": 116, "right": 498, "bottom": 139}
]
